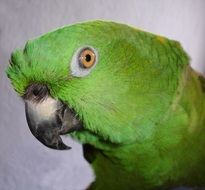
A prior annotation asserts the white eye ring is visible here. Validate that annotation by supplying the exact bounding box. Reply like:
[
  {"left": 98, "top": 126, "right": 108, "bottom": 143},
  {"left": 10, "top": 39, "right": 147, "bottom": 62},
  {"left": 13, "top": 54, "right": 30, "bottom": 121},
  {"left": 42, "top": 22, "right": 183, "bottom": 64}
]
[{"left": 70, "top": 46, "right": 98, "bottom": 77}]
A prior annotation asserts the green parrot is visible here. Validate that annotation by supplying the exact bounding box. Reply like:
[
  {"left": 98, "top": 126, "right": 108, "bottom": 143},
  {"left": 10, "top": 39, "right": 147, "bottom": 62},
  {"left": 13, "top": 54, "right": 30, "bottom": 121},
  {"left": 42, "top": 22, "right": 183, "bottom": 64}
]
[{"left": 6, "top": 20, "right": 205, "bottom": 190}]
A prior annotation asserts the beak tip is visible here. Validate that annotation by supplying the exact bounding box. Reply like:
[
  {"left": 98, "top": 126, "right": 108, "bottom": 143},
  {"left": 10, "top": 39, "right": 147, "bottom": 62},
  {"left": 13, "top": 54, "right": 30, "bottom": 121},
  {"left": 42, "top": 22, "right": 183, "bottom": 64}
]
[
  {"left": 35, "top": 128, "right": 72, "bottom": 150},
  {"left": 55, "top": 142, "right": 72, "bottom": 150},
  {"left": 37, "top": 136, "right": 72, "bottom": 150},
  {"left": 49, "top": 145, "right": 72, "bottom": 150}
]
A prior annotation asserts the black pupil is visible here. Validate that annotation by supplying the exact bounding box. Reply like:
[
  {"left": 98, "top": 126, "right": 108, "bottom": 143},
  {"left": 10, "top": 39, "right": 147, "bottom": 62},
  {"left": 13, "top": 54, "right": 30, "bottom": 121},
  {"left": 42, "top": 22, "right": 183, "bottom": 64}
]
[{"left": 85, "top": 54, "right": 91, "bottom": 62}]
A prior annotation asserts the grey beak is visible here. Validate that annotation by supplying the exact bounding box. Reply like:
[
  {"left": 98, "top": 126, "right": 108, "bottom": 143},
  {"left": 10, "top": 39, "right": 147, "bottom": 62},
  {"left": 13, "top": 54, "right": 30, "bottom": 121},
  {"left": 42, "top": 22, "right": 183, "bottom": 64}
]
[{"left": 24, "top": 84, "right": 83, "bottom": 150}]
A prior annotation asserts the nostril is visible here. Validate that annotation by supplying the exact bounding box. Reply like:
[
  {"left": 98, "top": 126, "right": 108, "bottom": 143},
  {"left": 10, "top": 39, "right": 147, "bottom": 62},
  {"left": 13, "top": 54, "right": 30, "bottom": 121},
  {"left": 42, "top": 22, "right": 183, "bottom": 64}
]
[
  {"left": 23, "top": 84, "right": 49, "bottom": 102},
  {"left": 33, "top": 88, "right": 39, "bottom": 96}
]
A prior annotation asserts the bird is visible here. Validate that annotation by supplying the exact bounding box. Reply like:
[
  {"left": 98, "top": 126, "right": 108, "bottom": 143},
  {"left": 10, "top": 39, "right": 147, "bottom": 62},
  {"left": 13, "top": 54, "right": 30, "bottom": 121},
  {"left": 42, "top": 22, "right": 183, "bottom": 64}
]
[{"left": 7, "top": 20, "right": 205, "bottom": 190}]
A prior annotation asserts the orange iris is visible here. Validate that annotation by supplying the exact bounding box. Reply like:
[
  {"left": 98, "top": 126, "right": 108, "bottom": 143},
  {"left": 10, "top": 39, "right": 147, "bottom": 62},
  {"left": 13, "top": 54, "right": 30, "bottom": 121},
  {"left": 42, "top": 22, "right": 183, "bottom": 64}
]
[{"left": 79, "top": 48, "right": 96, "bottom": 68}]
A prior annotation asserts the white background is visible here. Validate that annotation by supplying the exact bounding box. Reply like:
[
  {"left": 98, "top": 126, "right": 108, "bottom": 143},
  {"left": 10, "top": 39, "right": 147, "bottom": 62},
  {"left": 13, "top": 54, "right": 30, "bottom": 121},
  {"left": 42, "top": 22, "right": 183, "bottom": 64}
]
[{"left": 0, "top": 0, "right": 204, "bottom": 190}]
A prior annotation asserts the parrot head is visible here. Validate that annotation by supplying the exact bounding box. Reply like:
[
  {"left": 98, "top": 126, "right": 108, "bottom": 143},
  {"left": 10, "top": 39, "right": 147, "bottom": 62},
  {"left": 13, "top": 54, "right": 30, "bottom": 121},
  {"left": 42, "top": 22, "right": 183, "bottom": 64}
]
[{"left": 6, "top": 21, "right": 188, "bottom": 150}]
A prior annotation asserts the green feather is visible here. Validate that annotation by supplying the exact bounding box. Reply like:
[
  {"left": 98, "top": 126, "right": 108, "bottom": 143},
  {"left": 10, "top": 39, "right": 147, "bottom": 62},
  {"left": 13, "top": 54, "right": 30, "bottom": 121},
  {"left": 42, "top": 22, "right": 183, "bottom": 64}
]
[{"left": 7, "top": 20, "right": 205, "bottom": 189}]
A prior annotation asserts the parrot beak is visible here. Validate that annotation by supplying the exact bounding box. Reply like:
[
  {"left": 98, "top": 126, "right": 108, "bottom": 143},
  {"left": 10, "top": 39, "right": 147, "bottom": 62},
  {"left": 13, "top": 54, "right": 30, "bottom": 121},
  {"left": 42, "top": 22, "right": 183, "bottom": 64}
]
[{"left": 24, "top": 84, "right": 83, "bottom": 150}]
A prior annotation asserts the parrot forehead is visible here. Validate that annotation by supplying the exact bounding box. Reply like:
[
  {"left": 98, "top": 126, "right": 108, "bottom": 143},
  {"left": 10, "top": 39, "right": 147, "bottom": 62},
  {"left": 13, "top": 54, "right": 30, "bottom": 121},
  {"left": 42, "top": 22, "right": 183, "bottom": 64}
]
[
  {"left": 14, "top": 19, "right": 179, "bottom": 58},
  {"left": 20, "top": 21, "right": 117, "bottom": 62},
  {"left": 27, "top": 20, "right": 120, "bottom": 44}
]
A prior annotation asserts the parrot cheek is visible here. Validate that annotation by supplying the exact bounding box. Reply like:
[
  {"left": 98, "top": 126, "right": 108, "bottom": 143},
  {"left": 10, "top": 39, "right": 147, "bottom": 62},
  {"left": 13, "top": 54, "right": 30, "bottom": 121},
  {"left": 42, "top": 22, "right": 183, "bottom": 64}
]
[{"left": 24, "top": 84, "right": 83, "bottom": 150}]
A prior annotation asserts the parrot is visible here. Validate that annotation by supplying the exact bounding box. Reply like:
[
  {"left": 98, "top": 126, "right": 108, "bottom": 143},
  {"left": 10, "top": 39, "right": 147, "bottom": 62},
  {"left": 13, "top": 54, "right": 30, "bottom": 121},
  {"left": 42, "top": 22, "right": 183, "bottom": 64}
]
[{"left": 6, "top": 20, "right": 205, "bottom": 190}]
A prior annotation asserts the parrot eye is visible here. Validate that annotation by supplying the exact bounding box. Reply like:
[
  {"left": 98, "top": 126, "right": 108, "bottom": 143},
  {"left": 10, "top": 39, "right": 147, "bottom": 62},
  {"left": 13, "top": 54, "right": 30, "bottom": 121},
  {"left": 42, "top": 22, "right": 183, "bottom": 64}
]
[
  {"left": 79, "top": 48, "right": 96, "bottom": 69},
  {"left": 71, "top": 46, "right": 98, "bottom": 77}
]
